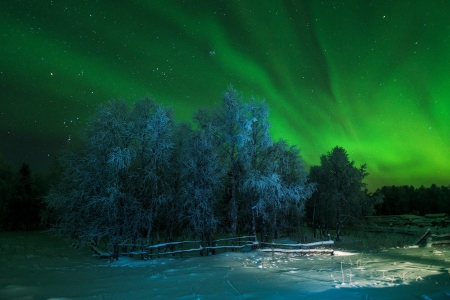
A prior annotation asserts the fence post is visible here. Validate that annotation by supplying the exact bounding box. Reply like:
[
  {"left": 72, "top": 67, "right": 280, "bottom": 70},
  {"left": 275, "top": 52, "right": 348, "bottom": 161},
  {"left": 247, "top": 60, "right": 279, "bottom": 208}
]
[
  {"left": 180, "top": 242, "right": 183, "bottom": 258},
  {"left": 271, "top": 241, "right": 274, "bottom": 258},
  {"left": 211, "top": 236, "right": 216, "bottom": 255}
]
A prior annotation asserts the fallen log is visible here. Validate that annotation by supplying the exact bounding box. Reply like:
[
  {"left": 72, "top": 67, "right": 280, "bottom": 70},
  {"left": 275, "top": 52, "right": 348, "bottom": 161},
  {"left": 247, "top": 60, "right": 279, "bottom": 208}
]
[{"left": 90, "top": 245, "right": 111, "bottom": 259}]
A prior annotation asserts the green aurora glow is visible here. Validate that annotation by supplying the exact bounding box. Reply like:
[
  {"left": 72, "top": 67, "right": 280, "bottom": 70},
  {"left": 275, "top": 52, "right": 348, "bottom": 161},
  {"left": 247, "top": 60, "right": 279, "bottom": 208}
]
[{"left": 1, "top": 1, "right": 449, "bottom": 191}]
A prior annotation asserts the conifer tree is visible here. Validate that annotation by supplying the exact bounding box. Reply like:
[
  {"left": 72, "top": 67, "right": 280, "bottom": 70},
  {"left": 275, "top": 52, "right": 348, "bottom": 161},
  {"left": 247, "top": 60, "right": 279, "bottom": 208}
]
[{"left": 307, "top": 146, "right": 381, "bottom": 241}]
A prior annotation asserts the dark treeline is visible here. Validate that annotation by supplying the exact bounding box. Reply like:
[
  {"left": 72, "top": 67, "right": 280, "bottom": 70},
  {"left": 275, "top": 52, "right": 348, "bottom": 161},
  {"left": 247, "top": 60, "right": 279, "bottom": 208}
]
[
  {"left": 373, "top": 184, "right": 450, "bottom": 216},
  {"left": 0, "top": 157, "right": 51, "bottom": 231}
]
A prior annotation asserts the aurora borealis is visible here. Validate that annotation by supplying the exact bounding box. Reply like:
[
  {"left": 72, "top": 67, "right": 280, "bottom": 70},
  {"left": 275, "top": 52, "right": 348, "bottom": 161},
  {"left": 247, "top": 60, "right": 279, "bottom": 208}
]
[{"left": 1, "top": 1, "right": 449, "bottom": 191}]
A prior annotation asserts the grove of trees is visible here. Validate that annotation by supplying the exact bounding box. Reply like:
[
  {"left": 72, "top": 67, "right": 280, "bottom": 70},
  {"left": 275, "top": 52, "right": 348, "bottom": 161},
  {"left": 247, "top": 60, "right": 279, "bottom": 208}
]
[
  {"left": 4, "top": 87, "right": 447, "bottom": 246},
  {"left": 11, "top": 87, "right": 432, "bottom": 244},
  {"left": 5, "top": 86, "right": 448, "bottom": 248},
  {"left": 44, "top": 87, "right": 317, "bottom": 248}
]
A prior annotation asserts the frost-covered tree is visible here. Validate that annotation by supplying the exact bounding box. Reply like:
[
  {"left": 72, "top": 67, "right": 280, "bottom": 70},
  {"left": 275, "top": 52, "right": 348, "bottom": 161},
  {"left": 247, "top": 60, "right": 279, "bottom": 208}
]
[
  {"left": 244, "top": 140, "right": 315, "bottom": 242},
  {"left": 46, "top": 100, "right": 130, "bottom": 245},
  {"left": 181, "top": 126, "right": 223, "bottom": 245},
  {"left": 128, "top": 98, "right": 174, "bottom": 244},
  {"left": 307, "top": 146, "right": 381, "bottom": 241},
  {"left": 207, "top": 95, "right": 315, "bottom": 242},
  {"left": 160, "top": 122, "right": 192, "bottom": 243},
  {"left": 45, "top": 98, "right": 174, "bottom": 248},
  {"left": 196, "top": 89, "right": 314, "bottom": 240},
  {"left": 269, "top": 141, "right": 315, "bottom": 236},
  {"left": 238, "top": 98, "right": 273, "bottom": 235},
  {"left": 196, "top": 87, "right": 252, "bottom": 237},
  {"left": 46, "top": 100, "right": 139, "bottom": 246}
]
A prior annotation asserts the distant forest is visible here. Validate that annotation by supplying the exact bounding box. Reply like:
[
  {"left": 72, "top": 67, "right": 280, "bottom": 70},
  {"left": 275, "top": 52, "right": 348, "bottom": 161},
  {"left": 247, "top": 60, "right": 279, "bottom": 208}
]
[
  {"left": 373, "top": 184, "right": 450, "bottom": 216},
  {"left": 0, "top": 88, "right": 448, "bottom": 244}
]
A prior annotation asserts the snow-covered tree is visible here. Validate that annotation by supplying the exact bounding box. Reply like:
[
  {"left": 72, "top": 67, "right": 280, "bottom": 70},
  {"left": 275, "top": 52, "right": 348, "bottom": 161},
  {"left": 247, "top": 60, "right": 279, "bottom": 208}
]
[
  {"left": 244, "top": 140, "right": 315, "bottom": 242},
  {"left": 46, "top": 100, "right": 137, "bottom": 245},
  {"left": 181, "top": 126, "right": 223, "bottom": 245},
  {"left": 196, "top": 87, "right": 251, "bottom": 237},
  {"left": 159, "top": 122, "right": 192, "bottom": 243},
  {"left": 238, "top": 98, "right": 272, "bottom": 236},
  {"left": 270, "top": 142, "right": 315, "bottom": 235},
  {"left": 128, "top": 98, "right": 174, "bottom": 244},
  {"left": 45, "top": 98, "right": 174, "bottom": 248},
  {"left": 196, "top": 88, "right": 314, "bottom": 240}
]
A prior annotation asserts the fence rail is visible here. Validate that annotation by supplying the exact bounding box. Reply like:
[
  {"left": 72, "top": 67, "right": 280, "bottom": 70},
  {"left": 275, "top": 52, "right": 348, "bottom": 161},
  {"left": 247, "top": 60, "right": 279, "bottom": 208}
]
[
  {"left": 414, "top": 229, "right": 450, "bottom": 247},
  {"left": 259, "top": 248, "right": 334, "bottom": 254},
  {"left": 93, "top": 235, "right": 335, "bottom": 261},
  {"left": 259, "top": 240, "right": 334, "bottom": 255}
]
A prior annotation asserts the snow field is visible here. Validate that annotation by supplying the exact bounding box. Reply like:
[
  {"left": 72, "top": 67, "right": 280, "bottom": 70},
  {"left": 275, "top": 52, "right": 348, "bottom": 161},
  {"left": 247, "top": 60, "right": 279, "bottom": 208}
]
[{"left": 1, "top": 232, "right": 450, "bottom": 299}]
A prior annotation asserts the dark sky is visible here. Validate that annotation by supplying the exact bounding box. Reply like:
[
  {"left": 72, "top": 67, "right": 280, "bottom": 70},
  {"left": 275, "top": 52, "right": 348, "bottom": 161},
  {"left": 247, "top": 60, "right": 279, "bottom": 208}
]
[{"left": 1, "top": 0, "right": 449, "bottom": 191}]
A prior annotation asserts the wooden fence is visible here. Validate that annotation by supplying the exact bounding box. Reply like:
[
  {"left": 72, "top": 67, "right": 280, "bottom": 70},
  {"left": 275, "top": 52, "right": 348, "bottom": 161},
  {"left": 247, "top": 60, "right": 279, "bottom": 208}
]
[
  {"left": 146, "top": 235, "right": 257, "bottom": 258},
  {"left": 91, "top": 235, "right": 334, "bottom": 261},
  {"left": 259, "top": 240, "right": 334, "bottom": 255}
]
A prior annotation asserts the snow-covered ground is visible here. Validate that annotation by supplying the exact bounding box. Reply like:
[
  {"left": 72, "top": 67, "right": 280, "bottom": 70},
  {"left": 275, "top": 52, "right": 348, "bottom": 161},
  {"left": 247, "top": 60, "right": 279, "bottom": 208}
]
[{"left": 0, "top": 232, "right": 449, "bottom": 299}]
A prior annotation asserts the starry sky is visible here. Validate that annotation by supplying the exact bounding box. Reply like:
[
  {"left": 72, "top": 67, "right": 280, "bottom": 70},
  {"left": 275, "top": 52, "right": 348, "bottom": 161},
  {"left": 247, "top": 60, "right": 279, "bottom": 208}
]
[{"left": 1, "top": 0, "right": 449, "bottom": 191}]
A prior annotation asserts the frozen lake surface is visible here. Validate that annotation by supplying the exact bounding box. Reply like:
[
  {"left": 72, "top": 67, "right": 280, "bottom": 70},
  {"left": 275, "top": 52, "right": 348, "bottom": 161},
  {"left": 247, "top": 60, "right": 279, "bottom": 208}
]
[{"left": 0, "top": 232, "right": 449, "bottom": 299}]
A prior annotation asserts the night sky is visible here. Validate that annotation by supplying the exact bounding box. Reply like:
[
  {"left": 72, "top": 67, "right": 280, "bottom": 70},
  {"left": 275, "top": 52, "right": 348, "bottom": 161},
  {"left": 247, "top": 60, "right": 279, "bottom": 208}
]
[{"left": 1, "top": 0, "right": 449, "bottom": 191}]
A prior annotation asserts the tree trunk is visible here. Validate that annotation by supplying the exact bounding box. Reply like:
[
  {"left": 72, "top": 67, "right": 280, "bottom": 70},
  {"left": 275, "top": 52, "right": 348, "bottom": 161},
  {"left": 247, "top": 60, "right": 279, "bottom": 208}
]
[
  {"left": 335, "top": 223, "right": 342, "bottom": 242},
  {"left": 146, "top": 227, "right": 151, "bottom": 245},
  {"left": 112, "top": 240, "right": 119, "bottom": 261},
  {"left": 210, "top": 233, "right": 216, "bottom": 255},
  {"left": 252, "top": 207, "right": 257, "bottom": 236},
  {"left": 272, "top": 214, "right": 277, "bottom": 243}
]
